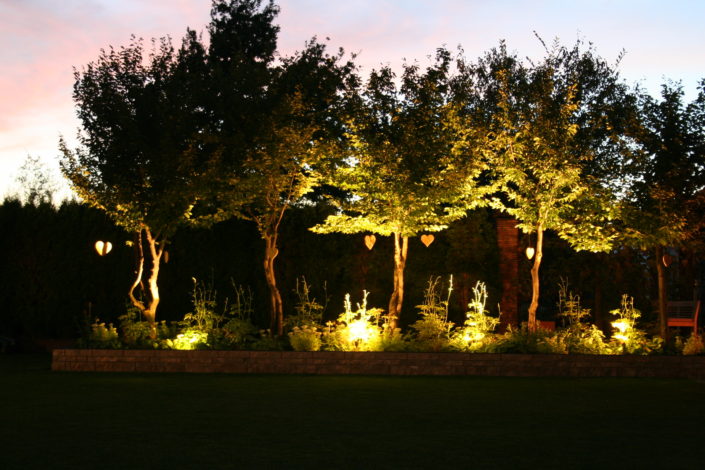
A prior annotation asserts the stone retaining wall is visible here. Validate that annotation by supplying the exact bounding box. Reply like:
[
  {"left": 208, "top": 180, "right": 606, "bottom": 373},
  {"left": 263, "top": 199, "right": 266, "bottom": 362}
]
[{"left": 52, "top": 349, "right": 705, "bottom": 378}]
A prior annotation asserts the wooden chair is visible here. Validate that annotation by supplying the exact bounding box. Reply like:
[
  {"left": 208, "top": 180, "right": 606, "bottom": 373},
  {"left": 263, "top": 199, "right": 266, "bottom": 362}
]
[{"left": 666, "top": 300, "right": 701, "bottom": 333}]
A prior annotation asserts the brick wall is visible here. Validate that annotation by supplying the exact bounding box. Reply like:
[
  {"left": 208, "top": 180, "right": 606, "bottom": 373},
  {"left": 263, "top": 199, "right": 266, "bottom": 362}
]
[
  {"left": 52, "top": 349, "right": 705, "bottom": 379},
  {"left": 496, "top": 216, "right": 519, "bottom": 327}
]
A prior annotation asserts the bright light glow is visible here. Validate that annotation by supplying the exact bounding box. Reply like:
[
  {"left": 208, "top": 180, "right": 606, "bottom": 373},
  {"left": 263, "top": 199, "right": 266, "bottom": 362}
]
[
  {"left": 525, "top": 247, "right": 535, "bottom": 259},
  {"left": 170, "top": 330, "right": 208, "bottom": 350},
  {"left": 611, "top": 320, "right": 628, "bottom": 334},
  {"left": 347, "top": 319, "right": 373, "bottom": 343},
  {"left": 94, "top": 240, "right": 112, "bottom": 256}
]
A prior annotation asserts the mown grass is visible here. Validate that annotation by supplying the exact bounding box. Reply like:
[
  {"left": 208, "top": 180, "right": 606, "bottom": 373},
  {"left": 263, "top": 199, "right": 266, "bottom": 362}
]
[{"left": 1, "top": 354, "right": 704, "bottom": 469}]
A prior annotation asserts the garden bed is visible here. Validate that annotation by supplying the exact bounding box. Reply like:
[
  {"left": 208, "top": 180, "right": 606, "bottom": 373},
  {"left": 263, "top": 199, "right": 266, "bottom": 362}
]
[{"left": 52, "top": 349, "right": 705, "bottom": 378}]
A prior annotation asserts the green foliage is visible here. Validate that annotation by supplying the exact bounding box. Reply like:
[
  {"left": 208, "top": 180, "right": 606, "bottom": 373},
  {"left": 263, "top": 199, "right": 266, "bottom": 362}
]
[
  {"left": 322, "top": 292, "right": 396, "bottom": 351},
  {"left": 78, "top": 319, "right": 120, "bottom": 349},
  {"left": 410, "top": 276, "right": 455, "bottom": 352},
  {"left": 451, "top": 281, "right": 500, "bottom": 351},
  {"left": 555, "top": 281, "right": 609, "bottom": 354},
  {"left": 183, "top": 278, "right": 222, "bottom": 332},
  {"left": 118, "top": 306, "right": 154, "bottom": 348},
  {"left": 609, "top": 295, "right": 663, "bottom": 354},
  {"left": 486, "top": 325, "right": 557, "bottom": 354},
  {"left": 312, "top": 49, "right": 489, "bottom": 239},
  {"left": 165, "top": 328, "right": 210, "bottom": 350},
  {"left": 288, "top": 326, "right": 322, "bottom": 351},
  {"left": 288, "top": 277, "right": 326, "bottom": 329}
]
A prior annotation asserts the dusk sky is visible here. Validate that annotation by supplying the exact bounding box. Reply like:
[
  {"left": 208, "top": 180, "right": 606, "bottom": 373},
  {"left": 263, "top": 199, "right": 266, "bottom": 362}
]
[{"left": 2, "top": 0, "right": 704, "bottom": 200}]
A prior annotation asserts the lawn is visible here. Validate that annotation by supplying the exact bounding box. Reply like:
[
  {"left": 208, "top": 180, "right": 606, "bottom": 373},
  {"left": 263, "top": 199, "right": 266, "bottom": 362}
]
[{"left": 1, "top": 354, "right": 704, "bottom": 469}]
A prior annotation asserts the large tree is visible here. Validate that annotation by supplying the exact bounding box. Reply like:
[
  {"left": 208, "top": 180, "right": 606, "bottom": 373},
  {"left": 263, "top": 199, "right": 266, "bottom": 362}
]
[
  {"left": 620, "top": 80, "right": 705, "bottom": 339},
  {"left": 312, "top": 49, "right": 490, "bottom": 328},
  {"left": 209, "top": 36, "right": 357, "bottom": 336},
  {"left": 60, "top": 32, "right": 216, "bottom": 337},
  {"left": 479, "top": 39, "right": 631, "bottom": 329}
]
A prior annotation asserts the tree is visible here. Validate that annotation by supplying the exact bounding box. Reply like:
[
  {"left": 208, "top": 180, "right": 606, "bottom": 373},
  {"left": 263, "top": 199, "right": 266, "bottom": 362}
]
[
  {"left": 620, "top": 80, "right": 705, "bottom": 339},
  {"left": 480, "top": 39, "right": 629, "bottom": 330},
  {"left": 13, "top": 155, "right": 60, "bottom": 206},
  {"left": 60, "top": 32, "right": 216, "bottom": 337},
  {"left": 212, "top": 39, "right": 357, "bottom": 336},
  {"left": 312, "top": 49, "right": 490, "bottom": 328}
]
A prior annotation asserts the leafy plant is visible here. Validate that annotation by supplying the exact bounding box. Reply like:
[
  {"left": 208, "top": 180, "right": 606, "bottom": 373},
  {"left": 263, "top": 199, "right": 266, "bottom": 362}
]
[
  {"left": 119, "top": 305, "right": 154, "bottom": 348},
  {"left": 322, "top": 291, "right": 392, "bottom": 351},
  {"left": 609, "top": 295, "right": 662, "bottom": 354},
  {"left": 554, "top": 281, "right": 608, "bottom": 354},
  {"left": 451, "top": 281, "right": 499, "bottom": 351},
  {"left": 288, "top": 325, "right": 322, "bottom": 351},
  {"left": 682, "top": 333, "right": 705, "bottom": 355},
  {"left": 410, "top": 276, "right": 454, "bottom": 351},
  {"left": 165, "top": 328, "right": 209, "bottom": 350},
  {"left": 78, "top": 319, "right": 120, "bottom": 349},
  {"left": 288, "top": 277, "right": 327, "bottom": 330},
  {"left": 485, "top": 325, "right": 556, "bottom": 354},
  {"left": 182, "top": 278, "right": 222, "bottom": 332}
]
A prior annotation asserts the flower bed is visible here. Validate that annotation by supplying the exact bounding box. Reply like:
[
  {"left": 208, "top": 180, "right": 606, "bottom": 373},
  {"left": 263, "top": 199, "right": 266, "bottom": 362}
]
[{"left": 52, "top": 349, "right": 705, "bottom": 379}]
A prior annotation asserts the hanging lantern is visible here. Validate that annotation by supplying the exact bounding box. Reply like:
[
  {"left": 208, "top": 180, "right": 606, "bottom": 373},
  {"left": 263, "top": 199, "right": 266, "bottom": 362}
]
[
  {"left": 525, "top": 247, "right": 535, "bottom": 260},
  {"left": 95, "top": 240, "right": 112, "bottom": 256},
  {"left": 662, "top": 254, "right": 673, "bottom": 267},
  {"left": 420, "top": 234, "right": 435, "bottom": 247},
  {"left": 364, "top": 234, "right": 376, "bottom": 250}
]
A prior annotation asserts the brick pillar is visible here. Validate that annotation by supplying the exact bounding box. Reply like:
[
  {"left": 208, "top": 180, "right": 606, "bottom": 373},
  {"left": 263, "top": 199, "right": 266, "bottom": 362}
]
[{"left": 496, "top": 216, "right": 519, "bottom": 328}]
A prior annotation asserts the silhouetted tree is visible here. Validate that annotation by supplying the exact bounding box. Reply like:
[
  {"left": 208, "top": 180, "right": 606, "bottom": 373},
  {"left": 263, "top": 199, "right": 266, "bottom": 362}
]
[
  {"left": 620, "top": 80, "right": 705, "bottom": 338},
  {"left": 61, "top": 32, "right": 216, "bottom": 337}
]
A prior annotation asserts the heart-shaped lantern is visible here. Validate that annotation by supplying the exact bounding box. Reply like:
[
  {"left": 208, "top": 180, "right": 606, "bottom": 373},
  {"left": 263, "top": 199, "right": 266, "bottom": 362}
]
[
  {"left": 364, "top": 234, "right": 376, "bottom": 250},
  {"left": 420, "top": 234, "right": 435, "bottom": 247},
  {"left": 525, "top": 247, "right": 535, "bottom": 260},
  {"left": 95, "top": 240, "right": 113, "bottom": 256}
]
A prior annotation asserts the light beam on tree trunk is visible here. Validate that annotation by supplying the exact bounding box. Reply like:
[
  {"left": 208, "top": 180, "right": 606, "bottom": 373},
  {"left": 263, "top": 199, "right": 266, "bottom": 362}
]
[
  {"left": 127, "top": 227, "right": 164, "bottom": 339},
  {"left": 387, "top": 233, "right": 408, "bottom": 330},
  {"left": 527, "top": 224, "right": 544, "bottom": 331}
]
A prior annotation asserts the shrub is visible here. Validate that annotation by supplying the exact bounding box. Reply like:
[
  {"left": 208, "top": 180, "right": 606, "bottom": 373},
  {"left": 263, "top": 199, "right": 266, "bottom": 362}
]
[
  {"left": 165, "top": 328, "right": 209, "bottom": 350},
  {"left": 287, "top": 277, "right": 327, "bottom": 330},
  {"left": 609, "top": 295, "right": 662, "bottom": 355},
  {"left": 410, "top": 276, "right": 454, "bottom": 352},
  {"left": 288, "top": 325, "right": 322, "bottom": 351},
  {"left": 682, "top": 333, "right": 705, "bottom": 355},
  {"left": 486, "top": 325, "right": 557, "bottom": 354},
  {"left": 119, "top": 306, "right": 154, "bottom": 348},
  {"left": 450, "top": 281, "right": 499, "bottom": 351},
  {"left": 322, "top": 291, "right": 393, "bottom": 351},
  {"left": 78, "top": 319, "right": 120, "bottom": 349},
  {"left": 554, "top": 281, "right": 608, "bottom": 354}
]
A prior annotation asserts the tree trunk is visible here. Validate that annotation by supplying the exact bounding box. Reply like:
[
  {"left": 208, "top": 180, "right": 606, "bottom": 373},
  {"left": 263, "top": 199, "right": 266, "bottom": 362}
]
[
  {"left": 387, "top": 233, "right": 408, "bottom": 330},
  {"left": 127, "top": 227, "right": 163, "bottom": 339},
  {"left": 264, "top": 233, "right": 284, "bottom": 336},
  {"left": 655, "top": 245, "right": 668, "bottom": 341},
  {"left": 527, "top": 225, "right": 544, "bottom": 331}
]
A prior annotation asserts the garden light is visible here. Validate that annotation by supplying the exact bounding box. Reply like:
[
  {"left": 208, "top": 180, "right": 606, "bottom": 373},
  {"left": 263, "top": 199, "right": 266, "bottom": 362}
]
[{"left": 94, "top": 240, "right": 112, "bottom": 256}]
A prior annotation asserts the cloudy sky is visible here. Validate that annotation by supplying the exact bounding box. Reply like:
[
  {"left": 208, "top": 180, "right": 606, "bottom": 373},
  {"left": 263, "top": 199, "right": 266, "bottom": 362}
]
[{"left": 1, "top": 0, "right": 704, "bottom": 200}]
